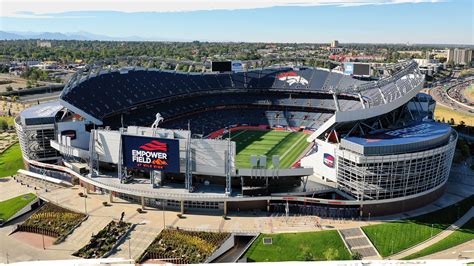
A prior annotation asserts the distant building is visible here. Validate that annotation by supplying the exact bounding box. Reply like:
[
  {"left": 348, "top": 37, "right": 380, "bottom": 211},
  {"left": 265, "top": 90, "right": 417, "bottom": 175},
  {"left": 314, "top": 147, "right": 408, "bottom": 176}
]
[
  {"left": 37, "top": 40, "right": 52, "bottom": 48},
  {"left": 330, "top": 40, "right": 339, "bottom": 48},
  {"left": 447, "top": 48, "right": 472, "bottom": 65},
  {"left": 413, "top": 58, "right": 442, "bottom": 76}
]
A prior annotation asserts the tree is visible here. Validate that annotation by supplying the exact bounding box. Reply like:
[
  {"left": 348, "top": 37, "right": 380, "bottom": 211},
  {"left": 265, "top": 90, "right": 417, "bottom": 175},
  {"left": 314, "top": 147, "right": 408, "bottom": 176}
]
[
  {"left": 0, "top": 119, "right": 8, "bottom": 131},
  {"left": 5, "top": 85, "right": 13, "bottom": 92},
  {"left": 297, "top": 249, "right": 314, "bottom": 261},
  {"left": 323, "top": 247, "right": 339, "bottom": 261}
]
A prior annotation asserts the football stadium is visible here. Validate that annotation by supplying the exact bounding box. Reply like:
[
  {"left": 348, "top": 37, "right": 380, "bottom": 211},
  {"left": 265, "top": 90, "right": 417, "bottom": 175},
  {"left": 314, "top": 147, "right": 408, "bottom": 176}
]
[{"left": 14, "top": 60, "right": 457, "bottom": 217}]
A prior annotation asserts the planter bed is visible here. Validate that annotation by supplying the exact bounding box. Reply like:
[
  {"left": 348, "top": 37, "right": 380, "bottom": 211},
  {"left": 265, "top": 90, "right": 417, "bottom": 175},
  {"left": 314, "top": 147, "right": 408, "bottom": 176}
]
[
  {"left": 73, "top": 220, "right": 132, "bottom": 259},
  {"left": 140, "top": 229, "right": 230, "bottom": 264},
  {"left": 17, "top": 202, "right": 86, "bottom": 243}
]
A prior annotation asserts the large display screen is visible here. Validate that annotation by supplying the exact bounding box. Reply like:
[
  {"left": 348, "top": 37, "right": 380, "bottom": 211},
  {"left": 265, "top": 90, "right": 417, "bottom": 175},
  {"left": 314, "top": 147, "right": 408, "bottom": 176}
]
[
  {"left": 212, "top": 61, "right": 232, "bottom": 72},
  {"left": 353, "top": 63, "right": 370, "bottom": 76},
  {"left": 122, "top": 135, "right": 180, "bottom": 173}
]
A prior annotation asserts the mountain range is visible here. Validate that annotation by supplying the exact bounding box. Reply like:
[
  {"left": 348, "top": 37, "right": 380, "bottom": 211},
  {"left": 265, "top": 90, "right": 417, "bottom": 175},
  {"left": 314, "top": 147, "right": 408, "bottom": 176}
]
[{"left": 0, "top": 31, "right": 188, "bottom": 42}]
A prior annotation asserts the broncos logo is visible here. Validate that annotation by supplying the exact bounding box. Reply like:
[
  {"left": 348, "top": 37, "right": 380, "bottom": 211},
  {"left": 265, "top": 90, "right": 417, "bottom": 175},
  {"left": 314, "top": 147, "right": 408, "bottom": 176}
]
[{"left": 277, "top": 71, "right": 309, "bottom": 86}]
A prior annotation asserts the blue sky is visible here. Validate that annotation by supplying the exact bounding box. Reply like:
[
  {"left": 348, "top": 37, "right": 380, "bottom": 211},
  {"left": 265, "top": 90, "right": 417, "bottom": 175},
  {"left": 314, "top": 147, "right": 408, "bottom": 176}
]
[{"left": 1, "top": 0, "right": 473, "bottom": 44}]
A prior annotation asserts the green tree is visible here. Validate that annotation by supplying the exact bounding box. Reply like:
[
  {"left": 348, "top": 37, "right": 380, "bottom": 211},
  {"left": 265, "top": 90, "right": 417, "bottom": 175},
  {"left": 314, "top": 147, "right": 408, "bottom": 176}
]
[
  {"left": 351, "top": 252, "right": 363, "bottom": 260},
  {"left": 323, "top": 247, "right": 339, "bottom": 261},
  {"left": 0, "top": 119, "right": 8, "bottom": 131}
]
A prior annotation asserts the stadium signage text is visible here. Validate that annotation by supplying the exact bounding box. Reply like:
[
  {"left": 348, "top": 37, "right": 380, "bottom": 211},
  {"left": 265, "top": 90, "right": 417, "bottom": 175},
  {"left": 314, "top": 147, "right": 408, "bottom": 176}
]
[
  {"left": 122, "top": 135, "right": 180, "bottom": 173},
  {"left": 385, "top": 123, "right": 434, "bottom": 138}
]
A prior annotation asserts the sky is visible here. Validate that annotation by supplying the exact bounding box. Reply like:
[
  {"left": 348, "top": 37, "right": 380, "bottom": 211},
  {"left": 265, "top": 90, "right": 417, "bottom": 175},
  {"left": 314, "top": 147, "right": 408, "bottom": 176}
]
[{"left": 1, "top": 0, "right": 473, "bottom": 44}]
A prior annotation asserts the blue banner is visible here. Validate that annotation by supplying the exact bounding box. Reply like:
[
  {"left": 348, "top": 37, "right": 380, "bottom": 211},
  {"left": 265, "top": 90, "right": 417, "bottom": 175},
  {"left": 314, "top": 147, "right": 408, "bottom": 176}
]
[{"left": 122, "top": 135, "right": 180, "bottom": 173}]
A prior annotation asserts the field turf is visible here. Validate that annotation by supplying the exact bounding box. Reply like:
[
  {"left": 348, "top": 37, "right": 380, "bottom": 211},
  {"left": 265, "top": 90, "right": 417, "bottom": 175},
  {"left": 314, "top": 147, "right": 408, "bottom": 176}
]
[
  {"left": 362, "top": 195, "right": 474, "bottom": 257},
  {"left": 403, "top": 218, "right": 474, "bottom": 260},
  {"left": 244, "top": 231, "right": 351, "bottom": 262},
  {"left": 231, "top": 129, "right": 310, "bottom": 169},
  {"left": 0, "top": 143, "right": 23, "bottom": 177},
  {"left": 0, "top": 193, "right": 37, "bottom": 222}
]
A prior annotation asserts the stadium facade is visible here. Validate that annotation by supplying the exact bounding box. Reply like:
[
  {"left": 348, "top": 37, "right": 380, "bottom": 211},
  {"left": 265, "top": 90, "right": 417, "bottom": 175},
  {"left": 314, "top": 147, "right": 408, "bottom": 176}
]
[{"left": 15, "top": 60, "right": 457, "bottom": 217}]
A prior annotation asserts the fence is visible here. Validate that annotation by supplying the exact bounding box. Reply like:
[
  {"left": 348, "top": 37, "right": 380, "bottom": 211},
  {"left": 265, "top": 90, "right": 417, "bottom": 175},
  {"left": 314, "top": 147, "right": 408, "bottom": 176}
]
[{"left": 16, "top": 224, "right": 59, "bottom": 238}]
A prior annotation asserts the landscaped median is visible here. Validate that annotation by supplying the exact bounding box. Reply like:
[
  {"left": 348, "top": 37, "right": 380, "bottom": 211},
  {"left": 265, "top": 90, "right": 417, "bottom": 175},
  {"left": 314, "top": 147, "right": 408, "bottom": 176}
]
[
  {"left": 244, "top": 230, "right": 351, "bottom": 262},
  {"left": 0, "top": 193, "right": 37, "bottom": 224},
  {"left": 402, "top": 218, "right": 474, "bottom": 260},
  {"left": 362, "top": 195, "right": 474, "bottom": 257},
  {"left": 74, "top": 220, "right": 132, "bottom": 259}
]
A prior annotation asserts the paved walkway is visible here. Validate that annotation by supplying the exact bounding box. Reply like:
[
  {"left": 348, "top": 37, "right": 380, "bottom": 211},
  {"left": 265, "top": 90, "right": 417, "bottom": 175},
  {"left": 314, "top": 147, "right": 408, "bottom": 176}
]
[
  {"left": 419, "top": 239, "right": 474, "bottom": 260},
  {"left": 389, "top": 207, "right": 474, "bottom": 259},
  {"left": 1, "top": 167, "right": 472, "bottom": 263},
  {"left": 0, "top": 177, "right": 35, "bottom": 201},
  {"left": 339, "top": 228, "right": 380, "bottom": 259},
  {"left": 109, "top": 224, "right": 162, "bottom": 261},
  {"left": 53, "top": 215, "right": 112, "bottom": 253}
]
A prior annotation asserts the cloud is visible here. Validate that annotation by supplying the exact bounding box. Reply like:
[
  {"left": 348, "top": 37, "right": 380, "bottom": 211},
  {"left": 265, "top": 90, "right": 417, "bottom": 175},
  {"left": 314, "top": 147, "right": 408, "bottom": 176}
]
[{"left": 1, "top": 0, "right": 443, "bottom": 18}]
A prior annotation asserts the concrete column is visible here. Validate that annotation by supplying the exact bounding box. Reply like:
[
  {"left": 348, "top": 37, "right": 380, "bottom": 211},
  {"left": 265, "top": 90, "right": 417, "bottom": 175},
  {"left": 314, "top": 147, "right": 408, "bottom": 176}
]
[
  {"left": 223, "top": 201, "right": 227, "bottom": 216},
  {"left": 86, "top": 183, "right": 90, "bottom": 194},
  {"left": 180, "top": 200, "right": 185, "bottom": 214},
  {"left": 141, "top": 196, "right": 145, "bottom": 209},
  {"left": 267, "top": 200, "right": 270, "bottom": 212},
  {"left": 109, "top": 191, "right": 113, "bottom": 203}
]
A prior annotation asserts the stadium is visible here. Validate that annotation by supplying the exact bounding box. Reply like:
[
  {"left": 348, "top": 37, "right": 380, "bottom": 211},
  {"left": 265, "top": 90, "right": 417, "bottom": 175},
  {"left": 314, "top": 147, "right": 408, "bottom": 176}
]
[{"left": 14, "top": 59, "right": 457, "bottom": 217}]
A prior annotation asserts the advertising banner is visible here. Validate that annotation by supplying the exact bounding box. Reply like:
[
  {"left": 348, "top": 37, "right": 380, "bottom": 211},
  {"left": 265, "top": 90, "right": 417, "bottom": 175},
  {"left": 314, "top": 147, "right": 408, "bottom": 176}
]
[{"left": 122, "top": 135, "right": 180, "bottom": 173}]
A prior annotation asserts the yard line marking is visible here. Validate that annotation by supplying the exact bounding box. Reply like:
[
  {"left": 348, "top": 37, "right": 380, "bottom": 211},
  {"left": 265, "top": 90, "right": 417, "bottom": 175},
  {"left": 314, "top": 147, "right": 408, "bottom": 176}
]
[
  {"left": 230, "top": 129, "right": 248, "bottom": 139},
  {"left": 271, "top": 133, "right": 307, "bottom": 168}
]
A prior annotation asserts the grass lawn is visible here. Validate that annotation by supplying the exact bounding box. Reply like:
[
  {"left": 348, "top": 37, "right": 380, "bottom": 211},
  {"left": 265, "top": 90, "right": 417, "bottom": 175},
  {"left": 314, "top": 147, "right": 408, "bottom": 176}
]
[
  {"left": 362, "top": 195, "right": 474, "bottom": 257},
  {"left": 231, "top": 130, "right": 310, "bottom": 169},
  {"left": 0, "top": 142, "right": 23, "bottom": 177},
  {"left": 434, "top": 105, "right": 474, "bottom": 127},
  {"left": 0, "top": 193, "right": 37, "bottom": 221},
  {"left": 244, "top": 231, "right": 351, "bottom": 262},
  {"left": 403, "top": 218, "right": 474, "bottom": 260}
]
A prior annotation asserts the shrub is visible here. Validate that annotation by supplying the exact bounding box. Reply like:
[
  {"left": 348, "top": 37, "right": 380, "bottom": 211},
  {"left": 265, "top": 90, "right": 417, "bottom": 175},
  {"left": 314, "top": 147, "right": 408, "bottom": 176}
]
[{"left": 351, "top": 252, "right": 363, "bottom": 260}]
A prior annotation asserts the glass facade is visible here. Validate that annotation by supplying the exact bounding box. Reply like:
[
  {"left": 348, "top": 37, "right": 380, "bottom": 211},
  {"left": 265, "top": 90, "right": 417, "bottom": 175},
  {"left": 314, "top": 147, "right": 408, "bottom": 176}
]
[
  {"left": 15, "top": 117, "right": 60, "bottom": 161},
  {"left": 337, "top": 132, "right": 457, "bottom": 201}
]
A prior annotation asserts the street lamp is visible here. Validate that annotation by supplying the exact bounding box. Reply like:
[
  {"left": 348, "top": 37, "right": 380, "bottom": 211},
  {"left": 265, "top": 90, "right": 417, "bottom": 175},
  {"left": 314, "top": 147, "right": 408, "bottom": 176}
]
[
  {"left": 162, "top": 198, "right": 166, "bottom": 230},
  {"left": 83, "top": 188, "right": 88, "bottom": 214}
]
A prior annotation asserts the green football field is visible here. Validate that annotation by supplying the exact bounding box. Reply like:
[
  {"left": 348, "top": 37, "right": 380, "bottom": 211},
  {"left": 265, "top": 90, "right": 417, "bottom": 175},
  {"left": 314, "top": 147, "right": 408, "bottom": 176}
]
[{"left": 231, "top": 129, "right": 311, "bottom": 169}]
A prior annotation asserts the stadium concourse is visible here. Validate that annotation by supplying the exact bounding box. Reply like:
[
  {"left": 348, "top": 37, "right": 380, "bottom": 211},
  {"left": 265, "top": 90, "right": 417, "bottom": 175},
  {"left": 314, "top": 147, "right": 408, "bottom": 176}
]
[{"left": 14, "top": 59, "right": 457, "bottom": 217}]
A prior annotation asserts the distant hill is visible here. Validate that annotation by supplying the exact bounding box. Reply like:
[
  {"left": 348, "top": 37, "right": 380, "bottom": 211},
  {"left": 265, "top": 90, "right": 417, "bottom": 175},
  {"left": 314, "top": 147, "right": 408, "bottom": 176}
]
[{"left": 0, "top": 31, "right": 189, "bottom": 42}]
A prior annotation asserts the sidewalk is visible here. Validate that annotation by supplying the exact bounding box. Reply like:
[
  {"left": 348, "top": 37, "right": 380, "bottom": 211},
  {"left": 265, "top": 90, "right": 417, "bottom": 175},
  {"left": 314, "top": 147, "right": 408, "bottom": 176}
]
[{"left": 389, "top": 207, "right": 474, "bottom": 259}]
